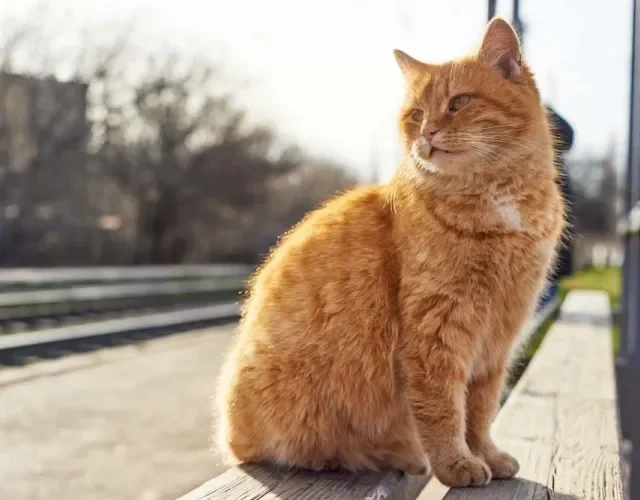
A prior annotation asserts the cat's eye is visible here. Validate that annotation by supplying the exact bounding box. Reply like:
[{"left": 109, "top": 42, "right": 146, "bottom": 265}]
[
  {"left": 448, "top": 94, "right": 472, "bottom": 112},
  {"left": 410, "top": 109, "right": 424, "bottom": 122}
]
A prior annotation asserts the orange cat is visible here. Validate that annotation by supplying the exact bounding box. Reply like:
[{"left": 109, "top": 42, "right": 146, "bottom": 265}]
[{"left": 216, "top": 18, "right": 564, "bottom": 487}]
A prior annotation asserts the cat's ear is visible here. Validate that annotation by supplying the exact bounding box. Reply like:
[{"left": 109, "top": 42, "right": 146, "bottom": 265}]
[
  {"left": 393, "top": 49, "right": 428, "bottom": 81},
  {"left": 478, "top": 17, "right": 522, "bottom": 80}
]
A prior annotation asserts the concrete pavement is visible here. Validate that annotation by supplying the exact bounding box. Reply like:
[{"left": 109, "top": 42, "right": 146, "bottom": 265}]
[{"left": 0, "top": 323, "right": 237, "bottom": 500}]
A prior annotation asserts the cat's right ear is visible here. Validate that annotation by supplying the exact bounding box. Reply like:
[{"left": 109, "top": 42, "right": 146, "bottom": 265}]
[
  {"left": 393, "top": 49, "right": 428, "bottom": 81},
  {"left": 478, "top": 18, "right": 522, "bottom": 80}
]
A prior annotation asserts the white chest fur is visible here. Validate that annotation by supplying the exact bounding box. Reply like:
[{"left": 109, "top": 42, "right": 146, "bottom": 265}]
[{"left": 493, "top": 195, "right": 522, "bottom": 230}]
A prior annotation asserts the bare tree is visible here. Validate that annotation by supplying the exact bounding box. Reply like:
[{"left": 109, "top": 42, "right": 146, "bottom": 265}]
[
  {"left": 0, "top": 13, "right": 355, "bottom": 266},
  {"left": 89, "top": 53, "right": 302, "bottom": 264},
  {"left": 0, "top": 14, "right": 94, "bottom": 265},
  {"left": 568, "top": 145, "right": 619, "bottom": 237}
]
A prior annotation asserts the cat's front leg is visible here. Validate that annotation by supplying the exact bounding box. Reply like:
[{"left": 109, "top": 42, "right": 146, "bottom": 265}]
[
  {"left": 465, "top": 365, "right": 519, "bottom": 479},
  {"left": 404, "top": 316, "right": 491, "bottom": 487}
]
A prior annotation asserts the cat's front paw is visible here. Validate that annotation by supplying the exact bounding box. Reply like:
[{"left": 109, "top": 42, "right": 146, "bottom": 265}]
[
  {"left": 431, "top": 454, "right": 491, "bottom": 487},
  {"left": 482, "top": 449, "right": 519, "bottom": 479}
]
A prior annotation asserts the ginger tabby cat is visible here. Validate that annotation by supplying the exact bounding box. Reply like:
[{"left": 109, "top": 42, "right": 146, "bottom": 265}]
[{"left": 216, "top": 18, "right": 564, "bottom": 487}]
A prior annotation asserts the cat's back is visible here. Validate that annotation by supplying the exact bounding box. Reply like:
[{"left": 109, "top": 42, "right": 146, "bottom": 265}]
[
  {"left": 217, "top": 185, "right": 405, "bottom": 467},
  {"left": 268, "top": 184, "right": 394, "bottom": 271},
  {"left": 244, "top": 185, "right": 397, "bottom": 338}
]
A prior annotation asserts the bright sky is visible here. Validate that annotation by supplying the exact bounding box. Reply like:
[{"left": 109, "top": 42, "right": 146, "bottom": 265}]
[{"left": 7, "top": 0, "right": 634, "bottom": 180}]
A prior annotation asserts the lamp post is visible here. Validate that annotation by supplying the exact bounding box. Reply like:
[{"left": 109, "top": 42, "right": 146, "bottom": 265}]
[{"left": 620, "top": 1, "right": 640, "bottom": 499}]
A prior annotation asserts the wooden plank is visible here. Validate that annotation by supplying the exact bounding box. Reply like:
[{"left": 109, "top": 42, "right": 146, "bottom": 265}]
[
  {"left": 422, "top": 290, "right": 625, "bottom": 500},
  {"left": 179, "top": 465, "right": 427, "bottom": 500}
]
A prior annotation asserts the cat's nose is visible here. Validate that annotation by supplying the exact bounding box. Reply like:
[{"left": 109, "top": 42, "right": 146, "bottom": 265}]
[{"left": 422, "top": 124, "right": 440, "bottom": 141}]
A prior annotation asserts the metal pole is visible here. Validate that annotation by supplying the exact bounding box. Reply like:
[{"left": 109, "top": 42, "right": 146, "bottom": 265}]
[
  {"left": 627, "top": 0, "right": 640, "bottom": 361},
  {"left": 618, "top": 0, "right": 638, "bottom": 444},
  {"left": 487, "top": 0, "right": 497, "bottom": 21},
  {"left": 512, "top": 0, "right": 525, "bottom": 49},
  {"left": 626, "top": 0, "right": 640, "bottom": 497}
]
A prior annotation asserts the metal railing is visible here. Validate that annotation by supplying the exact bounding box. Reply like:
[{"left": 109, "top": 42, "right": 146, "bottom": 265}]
[
  {"left": 0, "top": 277, "right": 244, "bottom": 322},
  {"left": 0, "top": 264, "right": 252, "bottom": 365},
  {"left": 618, "top": 0, "right": 640, "bottom": 497},
  {"left": 0, "top": 264, "right": 253, "bottom": 288}
]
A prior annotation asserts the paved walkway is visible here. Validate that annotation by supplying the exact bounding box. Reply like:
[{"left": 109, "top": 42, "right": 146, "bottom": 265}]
[{"left": 0, "top": 323, "right": 237, "bottom": 500}]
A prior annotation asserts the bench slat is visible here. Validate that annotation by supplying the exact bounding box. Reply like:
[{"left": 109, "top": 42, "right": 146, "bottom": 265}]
[
  {"left": 179, "top": 465, "right": 426, "bottom": 500},
  {"left": 420, "top": 290, "right": 624, "bottom": 500}
]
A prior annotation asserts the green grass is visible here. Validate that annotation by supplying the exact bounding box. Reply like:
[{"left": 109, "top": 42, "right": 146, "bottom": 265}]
[
  {"left": 560, "top": 266, "right": 621, "bottom": 306},
  {"left": 508, "top": 266, "right": 622, "bottom": 388},
  {"left": 508, "top": 312, "right": 557, "bottom": 387},
  {"left": 561, "top": 266, "right": 621, "bottom": 355},
  {"left": 523, "top": 313, "right": 557, "bottom": 360}
]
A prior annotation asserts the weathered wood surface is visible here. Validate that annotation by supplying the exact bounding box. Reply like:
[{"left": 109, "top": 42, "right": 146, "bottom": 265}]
[
  {"left": 179, "top": 466, "right": 427, "bottom": 500},
  {"left": 420, "top": 290, "right": 625, "bottom": 500},
  {"left": 182, "top": 290, "right": 623, "bottom": 500}
]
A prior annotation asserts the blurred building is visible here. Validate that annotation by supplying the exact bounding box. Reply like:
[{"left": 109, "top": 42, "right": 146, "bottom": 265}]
[
  {"left": 0, "top": 72, "right": 90, "bottom": 266},
  {"left": 0, "top": 72, "right": 89, "bottom": 172}
]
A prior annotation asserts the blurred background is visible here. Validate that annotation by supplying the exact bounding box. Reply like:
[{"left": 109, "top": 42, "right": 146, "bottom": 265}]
[
  {"left": 0, "top": 0, "right": 630, "bottom": 268},
  {"left": 0, "top": 0, "right": 634, "bottom": 499}
]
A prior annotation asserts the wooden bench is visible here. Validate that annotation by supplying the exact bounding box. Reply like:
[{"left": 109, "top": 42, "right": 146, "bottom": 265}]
[{"left": 182, "top": 290, "right": 624, "bottom": 500}]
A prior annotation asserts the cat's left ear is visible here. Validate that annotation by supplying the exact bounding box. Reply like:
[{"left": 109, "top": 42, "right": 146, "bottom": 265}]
[{"left": 478, "top": 17, "right": 522, "bottom": 80}]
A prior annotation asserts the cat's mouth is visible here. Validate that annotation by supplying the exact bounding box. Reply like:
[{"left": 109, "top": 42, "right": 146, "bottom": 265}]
[
  {"left": 429, "top": 146, "right": 453, "bottom": 156},
  {"left": 411, "top": 139, "right": 457, "bottom": 169}
]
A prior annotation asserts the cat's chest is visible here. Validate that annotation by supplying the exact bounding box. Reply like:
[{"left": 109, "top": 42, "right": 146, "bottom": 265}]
[{"left": 405, "top": 232, "right": 552, "bottom": 298}]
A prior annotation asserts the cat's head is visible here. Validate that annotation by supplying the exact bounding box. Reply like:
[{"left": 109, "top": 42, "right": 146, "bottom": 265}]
[{"left": 394, "top": 18, "right": 550, "bottom": 185}]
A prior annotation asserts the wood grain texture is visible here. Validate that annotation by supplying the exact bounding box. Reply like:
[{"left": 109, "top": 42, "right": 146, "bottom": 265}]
[
  {"left": 426, "top": 290, "right": 625, "bottom": 500},
  {"left": 182, "top": 291, "right": 623, "bottom": 500},
  {"left": 178, "top": 465, "right": 427, "bottom": 500}
]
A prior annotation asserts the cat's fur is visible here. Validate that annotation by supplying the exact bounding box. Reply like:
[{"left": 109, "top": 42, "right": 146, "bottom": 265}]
[{"left": 215, "top": 18, "right": 564, "bottom": 487}]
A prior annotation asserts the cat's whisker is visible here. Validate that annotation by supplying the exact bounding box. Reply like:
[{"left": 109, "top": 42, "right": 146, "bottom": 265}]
[
  {"left": 471, "top": 121, "right": 536, "bottom": 132},
  {"left": 461, "top": 138, "right": 548, "bottom": 159},
  {"left": 464, "top": 142, "right": 543, "bottom": 166},
  {"left": 455, "top": 132, "right": 542, "bottom": 146}
]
